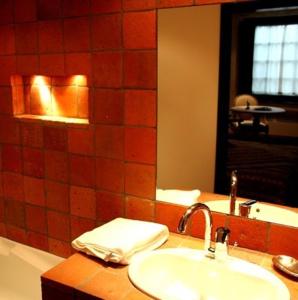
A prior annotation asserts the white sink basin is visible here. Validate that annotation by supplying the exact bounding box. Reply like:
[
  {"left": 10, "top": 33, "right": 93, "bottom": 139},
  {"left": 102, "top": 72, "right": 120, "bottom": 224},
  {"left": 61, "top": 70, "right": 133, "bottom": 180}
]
[
  {"left": 205, "top": 200, "right": 298, "bottom": 227},
  {"left": 128, "top": 248, "right": 290, "bottom": 300}
]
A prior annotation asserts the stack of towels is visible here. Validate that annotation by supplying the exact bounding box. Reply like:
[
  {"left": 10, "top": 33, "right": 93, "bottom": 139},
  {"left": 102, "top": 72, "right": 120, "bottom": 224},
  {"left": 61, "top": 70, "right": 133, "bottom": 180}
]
[{"left": 72, "top": 218, "right": 169, "bottom": 265}]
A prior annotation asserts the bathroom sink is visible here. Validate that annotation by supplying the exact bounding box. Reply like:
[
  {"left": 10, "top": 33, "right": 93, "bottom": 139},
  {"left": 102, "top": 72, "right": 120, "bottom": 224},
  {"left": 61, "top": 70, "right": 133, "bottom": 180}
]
[
  {"left": 128, "top": 248, "right": 290, "bottom": 300},
  {"left": 205, "top": 200, "right": 298, "bottom": 227}
]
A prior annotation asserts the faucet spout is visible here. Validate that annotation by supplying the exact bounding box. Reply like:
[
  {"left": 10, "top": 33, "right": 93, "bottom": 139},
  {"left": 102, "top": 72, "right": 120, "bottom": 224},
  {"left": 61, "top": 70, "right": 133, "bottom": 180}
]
[
  {"left": 178, "top": 203, "right": 215, "bottom": 256},
  {"left": 229, "top": 170, "right": 238, "bottom": 215}
]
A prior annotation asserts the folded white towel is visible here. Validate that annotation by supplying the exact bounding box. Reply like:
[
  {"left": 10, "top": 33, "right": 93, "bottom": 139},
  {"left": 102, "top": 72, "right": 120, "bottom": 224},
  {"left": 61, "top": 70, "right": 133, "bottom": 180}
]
[
  {"left": 156, "top": 188, "right": 200, "bottom": 206},
  {"left": 71, "top": 218, "right": 169, "bottom": 265}
]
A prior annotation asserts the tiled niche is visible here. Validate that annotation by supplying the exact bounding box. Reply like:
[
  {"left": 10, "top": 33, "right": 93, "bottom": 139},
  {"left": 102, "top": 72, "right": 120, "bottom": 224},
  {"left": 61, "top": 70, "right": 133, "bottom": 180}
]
[{"left": 11, "top": 75, "right": 88, "bottom": 124}]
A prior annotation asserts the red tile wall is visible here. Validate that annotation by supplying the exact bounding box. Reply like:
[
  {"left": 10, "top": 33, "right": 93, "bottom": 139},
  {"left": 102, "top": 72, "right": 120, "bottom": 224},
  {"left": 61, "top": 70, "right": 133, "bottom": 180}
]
[{"left": 0, "top": 0, "right": 296, "bottom": 260}]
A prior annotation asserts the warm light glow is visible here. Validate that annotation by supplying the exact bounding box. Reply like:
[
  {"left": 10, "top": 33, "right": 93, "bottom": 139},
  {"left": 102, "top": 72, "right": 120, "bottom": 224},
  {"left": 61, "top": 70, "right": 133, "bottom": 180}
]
[
  {"left": 11, "top": 74, "right": 89, "bottom": 123},
  {"left": 71, "top": 75, "right": 87, "bottom": 86},
  {"left": 33, "top": 75, "right": 47, "bottom": 85},
  {"left": 33, "top": 76, "right": 52, "bottom": 114}
]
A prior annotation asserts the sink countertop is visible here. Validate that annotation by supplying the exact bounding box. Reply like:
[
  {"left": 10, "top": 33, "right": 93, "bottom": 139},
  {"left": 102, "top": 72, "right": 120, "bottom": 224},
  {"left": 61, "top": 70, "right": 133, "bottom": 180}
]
[{"left": 41, "top": 233, "right": 298, "bottom": 300}]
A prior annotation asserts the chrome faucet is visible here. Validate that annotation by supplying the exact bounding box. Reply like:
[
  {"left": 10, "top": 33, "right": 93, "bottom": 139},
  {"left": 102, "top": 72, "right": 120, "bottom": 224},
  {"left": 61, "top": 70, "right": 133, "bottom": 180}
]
[
  {"left": 229, "top": 170, "right": 238, "bottom": 215},
  {"left": 178, "top": 203, "right": 215, "bottom": 258}
]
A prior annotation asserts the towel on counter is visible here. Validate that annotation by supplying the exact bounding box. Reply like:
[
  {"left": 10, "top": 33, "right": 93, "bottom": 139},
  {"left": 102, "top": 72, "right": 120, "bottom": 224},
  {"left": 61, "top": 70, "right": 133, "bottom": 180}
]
[
  {"left": 156, "top": 188, "right": 200, "bottom": 206},
  {"left": 71, "top": 218, "right": 169, "bottom": 265}
]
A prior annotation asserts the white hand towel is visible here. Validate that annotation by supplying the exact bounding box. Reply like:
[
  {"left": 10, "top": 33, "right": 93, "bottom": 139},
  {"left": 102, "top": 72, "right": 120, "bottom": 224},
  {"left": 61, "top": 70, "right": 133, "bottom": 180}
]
[
  {"left": 156, "top": 188, "right": 200, "bottom": 206},
  {"left": 71, "top": 218, "right": 169, "bottom": 265}
]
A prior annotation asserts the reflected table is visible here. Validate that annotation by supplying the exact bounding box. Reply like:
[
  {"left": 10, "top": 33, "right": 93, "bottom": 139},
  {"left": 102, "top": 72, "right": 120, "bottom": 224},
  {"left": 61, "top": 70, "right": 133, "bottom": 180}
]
[
  {"left": 230, "top": 105, "right": 286, "bottom": 134},
  {"left": 231, "top": 105, "right": 285, "bottom": 126}
]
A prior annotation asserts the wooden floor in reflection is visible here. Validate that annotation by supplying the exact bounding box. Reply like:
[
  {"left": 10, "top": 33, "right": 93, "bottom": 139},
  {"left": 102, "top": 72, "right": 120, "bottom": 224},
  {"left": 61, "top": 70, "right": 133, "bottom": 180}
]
[{"left": 226, "top": 137, "right": 298, "bottom": 207}]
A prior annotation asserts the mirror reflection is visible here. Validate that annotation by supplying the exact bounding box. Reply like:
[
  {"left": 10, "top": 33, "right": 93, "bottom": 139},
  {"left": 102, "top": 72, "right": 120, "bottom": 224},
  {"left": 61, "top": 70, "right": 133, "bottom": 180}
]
[{"left": 157, "top": 3, "right": 298, "bottom": 227}]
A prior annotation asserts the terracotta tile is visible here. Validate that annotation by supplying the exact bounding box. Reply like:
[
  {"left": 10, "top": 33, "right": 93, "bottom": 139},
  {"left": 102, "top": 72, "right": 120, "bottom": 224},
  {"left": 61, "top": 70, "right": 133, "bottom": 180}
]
[
  {"left": 124, "top": 89, "right": 156, "bottom": 127},
  {"left": 64, "top": 17, "right": 90, "bottom": 52},
  {"left": 1, "top": 144, "right": 22, "bottom": 173},
  {"left": 44, "top": 126, "right": 68, "bottom": 151},
  {"left": 0, "top": 222, "right": 7, "bottom": 237},
  {"left": 90, "top": 0, "right": 122, "bottom": 13},
  {"left": 45, "top": 150, "right": 68, "bottom": 183},
  {"left": 123, "top": 287, "right": 153, "bottom": 300},
  {"left": 92, "top": 52, "right": 122, "bottom": 88},
  {"left": 29, "top": 85, "right": 51, "bottom": 115},
  {"left": 76, "top": 291, "right": 99, "bottom": 300},
  {"left": 52, "top": 76, "right": 76, "bottom": 86},
  {"left": 65, "top": 53, "right": 91, "bottom": 77},
  {"left": 21, "top": 123, "right": 43, "bottom": 148},
  {"left": 68, "top": 155, "right": 94, "bottom": 188},
  {"left": 157, "top": 0, "right": 194, "bottom": 7},
  {"left": 96, "top": 157, "right": 124, "bottom": 193},
  {"left": 0, "top": 87, "right": 13, "bottom": 114},
  {"left": 52, "top": 86, "right": 78, "bottom": 117},
  {"left": 96, "top": 191, "right": 124, "bottom": 222},
  {"left": 47, "top": 210, "right": 70, "bottom": 241},
  {"left": 10, "top": 74, "right": 23, "bottom": 86},
  {"left": 0, "top": 24, "right": 15, "bottom": 55},
  {"left": 12, "top": 85, "right": 25, "bottom": 115},
  {"left": 24, "top": 176, "right": 46, "bottom": 206},
  {"left": 191, "top": 211, "right": 227, "bottom": 240},
  {"left": 2, "top": 172, "right": 24, "bottom": 201},
  {"left": 37, "top": 0, "right": 61, "bottom": 20},
  {"left": 27, "top": 231, "right": 49, "bottom": 251},
  {"left": 0, "top": 117, "right": 20, "bottom": 144},
  {"left": 195, "top": 0, "right": 230, "bottom": 4},
  {"left": 125, "top": 127, "right": 156, "bottom": 164},
  {"left": 70, "top": 215, "right": 96, "bottom": 240},
  {"left": 125, "top": 196, "right": 154, "bottom": 222},
  {"left": 0, "top": 174, "right": 3, "bottom": 197},
  {"left": 62, "top": 0, "right": 90, "bottom": 17},
  {"left": 123, "top": 0, "right": 156, "bottom": 11},
  {"left": 0, "top": 0, "right": 13, "bottom": 25},
  {"left": 23, "top": 147, "right": 44, "bottom": 178},
  {"left": 0, "top": 198, "right": 3, "bottom": 221},
  {"left": 40, "top": 54, "right": 65, "bottom": 76},
  {"left": 78, "top": 269, "right": 133, "bottom": 300},
  {"left": 45, "top": 180, "right": 69, "bottom": 212},
  {"left": 16, "top": 55, "right": 39, "bottom": 75},
  {"left": 95, "top": 125, "right": 124, "bottom": 159},
  {"left": 123, "top": 51, "right": 157, "bottom": 89},
  {"left": 93, "top": 89, "right": 124, "bottom": 125},
  {"left": 6, "top": 224, "right": 27, "bottom": 244},
  {"left": 155, "top": 202, "right": 187, "bottom": 233},
  {"left": 43, "top": 253, "right": 102, "bottom": 287},
  {"left": 91, "top": 14, "right": 121, "bottom": 50},
  {"left": 125, "top": 163, "right": 155, "bottom": 199},
  {"left": 25, "top": 204, "right": 47, "bottom": 234},
  {"left": 268, "top": 224, "right": 298, "bottom": 258},
  {"left": 15, "top": 23, "right": 38, "bottom": 54},
  {"left": 68, "top": 127, "right": 94, "bottom": 155},
  {"left": 14, "top": 0, "right": 37, "bottom": 22},
  {"left": 70, "top": 185, "right": 96, "bottom": 219},
  {"left": 227, "top": 215, "right": 269, "bottom": 252},
  {"left": 123, "top": 11, "right": 156, "bottom": 49},
  {"left": 77, "top": 87, "right": 89, "bottom": 119},
  {"left": 48, "top": 238, "right": 72, "bottom": 258},
  {"left": 38, "top": 20, "right": 63, "bottom": 53},
  {"left": 0, "top": 56, "right": 16, "bottom": 86},
  {"left": 5, "top": 199, "right": 25, "bottom": 227}
]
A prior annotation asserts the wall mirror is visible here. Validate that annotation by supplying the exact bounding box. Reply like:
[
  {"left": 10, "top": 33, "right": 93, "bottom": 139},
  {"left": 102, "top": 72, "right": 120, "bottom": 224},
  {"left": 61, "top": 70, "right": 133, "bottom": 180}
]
[{"left": 157, "top": 2, "right": 298, "bottom": 228}]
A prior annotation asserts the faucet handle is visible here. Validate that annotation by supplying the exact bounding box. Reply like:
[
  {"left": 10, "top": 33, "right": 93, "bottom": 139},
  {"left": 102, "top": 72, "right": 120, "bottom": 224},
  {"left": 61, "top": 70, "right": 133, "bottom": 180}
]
[
  {"left": 215, "top": 227, "right": 230, "bottom": 244},
  {"left": 239, "top": 199, "right": 257, "bottom": 217}
]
